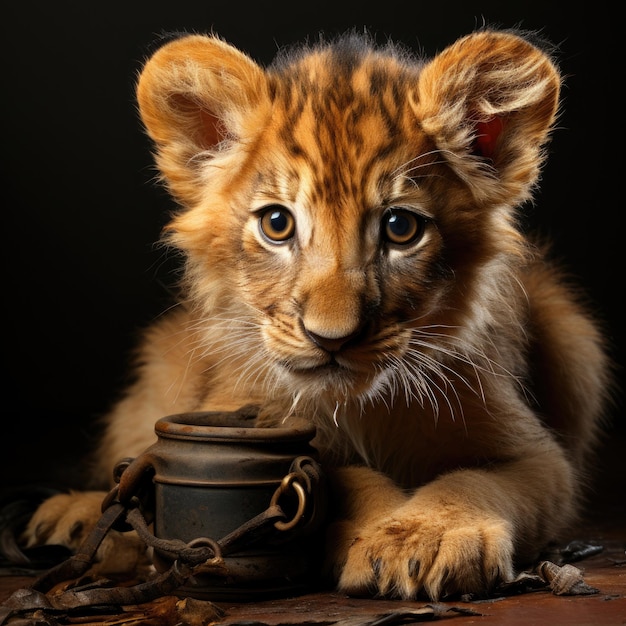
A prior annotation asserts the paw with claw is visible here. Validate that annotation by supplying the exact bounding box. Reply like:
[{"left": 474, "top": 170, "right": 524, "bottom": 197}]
[
  {"left": 325, "top": 467, "right": 517, "bottom": 600},
  {"left": 22, "top": 490, "right": 151, "bottom": 577},
  {"left": 332, "top": 508, "right": 515, "bottom": 600}
]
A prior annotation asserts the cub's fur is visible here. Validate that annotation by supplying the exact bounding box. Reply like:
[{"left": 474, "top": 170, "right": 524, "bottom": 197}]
[{"left": 25, "top": 29, "right": 610, "bottom": 600}]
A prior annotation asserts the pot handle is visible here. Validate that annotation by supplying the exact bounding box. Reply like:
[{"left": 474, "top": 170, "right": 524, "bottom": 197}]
[
  {"left": 100, "top": 453, "right": 156, "bottom": 514},
  {"left": 272, "top": 455, "right": 328, "bottom": 538}
]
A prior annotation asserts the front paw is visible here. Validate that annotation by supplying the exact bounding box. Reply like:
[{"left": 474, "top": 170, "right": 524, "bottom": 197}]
[
  {"left": 23, "top": 490, "right": 150, "bottom": 578},
  {"left": 330, "top": 508, "right": 515, "bottom": 600}
]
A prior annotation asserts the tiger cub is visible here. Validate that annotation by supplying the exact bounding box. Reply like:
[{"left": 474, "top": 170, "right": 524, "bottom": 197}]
[{"left": 25, "top": 28, "right": 610, "bottom": 600}]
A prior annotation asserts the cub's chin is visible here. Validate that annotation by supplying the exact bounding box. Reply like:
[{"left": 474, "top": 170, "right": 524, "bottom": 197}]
[{"left": 275, "top": 354, "right": 393, "bottom": 403}]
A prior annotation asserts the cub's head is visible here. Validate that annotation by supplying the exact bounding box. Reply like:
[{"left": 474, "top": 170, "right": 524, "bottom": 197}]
[{"left": 136, "top": 30, "right": 560, "bottom": 406}]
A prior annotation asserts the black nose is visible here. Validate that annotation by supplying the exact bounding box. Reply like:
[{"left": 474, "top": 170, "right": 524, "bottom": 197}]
[{"left": 304, "top": 326, "right": 364, "bottom": 353}]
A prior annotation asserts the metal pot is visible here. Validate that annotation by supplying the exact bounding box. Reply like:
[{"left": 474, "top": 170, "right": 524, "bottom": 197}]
[{"left": 116, "top": 408, "right": 327, "bottom": 600}]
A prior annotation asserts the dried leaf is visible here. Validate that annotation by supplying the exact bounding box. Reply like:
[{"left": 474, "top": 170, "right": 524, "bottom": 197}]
[
  {"left": 559, "top": 541, "right": 604, "bottom": 563},
  {"left": 176, "top": 597, "right": 225, "bottom": 626},
  {"left": 536, "top": 561, "right": 599, "bottom": 596}
]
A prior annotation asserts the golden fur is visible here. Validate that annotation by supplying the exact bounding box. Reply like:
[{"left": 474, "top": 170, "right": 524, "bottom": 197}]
[{"left": 25, "top": 29, "right": 610, "bottom": 601}]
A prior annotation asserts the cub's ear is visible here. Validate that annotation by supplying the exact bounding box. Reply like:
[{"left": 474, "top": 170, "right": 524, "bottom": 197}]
[
  {"left": 412, "top": 30, "right": 561, "bottom": 206},
  {"left": 136, "top": 34, "right": 269, "bottom": 205}
]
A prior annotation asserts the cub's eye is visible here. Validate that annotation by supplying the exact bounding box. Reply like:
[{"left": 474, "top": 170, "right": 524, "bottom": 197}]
[
  {"left": 382, "top": 208, "right": 426, "bottom": 246},
  {"left": 258, "top": 205, "right": 296, "bottom": 243}
]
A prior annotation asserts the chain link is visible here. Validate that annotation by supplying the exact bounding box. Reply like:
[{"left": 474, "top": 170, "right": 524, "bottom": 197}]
[{"left": 270, "top": 473, "right": 308, "bottom": 531}]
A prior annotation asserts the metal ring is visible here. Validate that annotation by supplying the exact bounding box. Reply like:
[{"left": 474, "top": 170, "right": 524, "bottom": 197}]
[
  {"left": 271, "top": 477, "right": 307, "bottom": 532},
  {"left": 187, "top": 536, "right": 223, "bottom": 562}
]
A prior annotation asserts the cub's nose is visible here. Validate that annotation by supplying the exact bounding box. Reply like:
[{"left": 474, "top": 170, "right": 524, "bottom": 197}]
[{"left": 304, "top": 326, "right": 364, "bottom": 353}]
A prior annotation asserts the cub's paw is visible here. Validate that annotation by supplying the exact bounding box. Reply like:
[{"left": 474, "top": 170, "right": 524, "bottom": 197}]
[
  {"left": 23, "top": 490, "right": 150, "bottom": 577},
  {"left": 330, "top": 507, "right": 515, "bottom": 600}
]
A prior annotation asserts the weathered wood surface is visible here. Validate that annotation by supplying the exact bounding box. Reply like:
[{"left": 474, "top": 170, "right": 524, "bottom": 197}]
[
  {"left": 1, "top": 531, "right": 624, "bottom": 625},
  {"left": 2, "top": 437, "right": 624, "bottom": 625}
]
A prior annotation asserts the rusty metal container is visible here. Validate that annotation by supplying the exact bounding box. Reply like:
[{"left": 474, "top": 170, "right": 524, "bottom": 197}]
[{"left": 119, "top": 409, "right": 326, "bottom": 600}]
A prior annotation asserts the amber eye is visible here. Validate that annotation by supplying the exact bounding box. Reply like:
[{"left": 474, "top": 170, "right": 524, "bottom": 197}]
[
  {"left": 259, "top": 205, "right": 296, "bottom": 243},
  {"left": 382, "top": 209, "right": 425, "bottom": 246}
]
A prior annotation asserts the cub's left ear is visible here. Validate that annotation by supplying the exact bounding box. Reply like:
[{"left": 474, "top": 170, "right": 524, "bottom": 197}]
[{"left": 412, "top": 30, "right": 561, "bottom": 205}]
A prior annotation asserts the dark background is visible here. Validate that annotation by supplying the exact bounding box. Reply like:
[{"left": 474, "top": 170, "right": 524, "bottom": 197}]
[{"left": 3, "top": 2, "right": 623, "bottom": 488}]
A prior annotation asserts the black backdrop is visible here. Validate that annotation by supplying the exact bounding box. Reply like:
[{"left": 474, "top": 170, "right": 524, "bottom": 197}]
[{"left": 3, "top": 1, "right": 623, "bottom": 487}]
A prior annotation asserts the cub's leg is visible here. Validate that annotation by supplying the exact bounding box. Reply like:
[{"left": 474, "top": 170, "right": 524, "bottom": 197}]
[
  {"left": 20, "top": 308, "right": 263, "bottom": 575},
  {"left": 327, "top": 445, "right": 575, "bottom": 600}
]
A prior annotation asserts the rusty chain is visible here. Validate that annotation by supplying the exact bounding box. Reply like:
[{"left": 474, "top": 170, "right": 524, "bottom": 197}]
[{"left": 0, "top": 455, "right": 324, "bottom": 624}]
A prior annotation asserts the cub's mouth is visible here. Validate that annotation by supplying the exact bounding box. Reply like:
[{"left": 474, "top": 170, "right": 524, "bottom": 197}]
[
  {"left": 285, "top": 359, "right": 343, "bottom": 375},
  {"left": 278, "top": 353, "right": 346, "bottom": 375},
  {"left": 264, "top": 319, "right": 406, "bottom": 394},
  {"left": 276, "top": 347, "right": 388, "bottom": 394}
]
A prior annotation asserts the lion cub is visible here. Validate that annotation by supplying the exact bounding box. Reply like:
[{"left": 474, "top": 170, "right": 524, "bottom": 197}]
[{"left": 25, "top": 29, "right": 610, "bottom": 600}]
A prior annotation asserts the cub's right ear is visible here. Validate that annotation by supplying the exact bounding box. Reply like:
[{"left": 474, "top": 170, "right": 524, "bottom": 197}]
[{"left": 136, "top": 34, "right": 270, "bottom": 205}]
